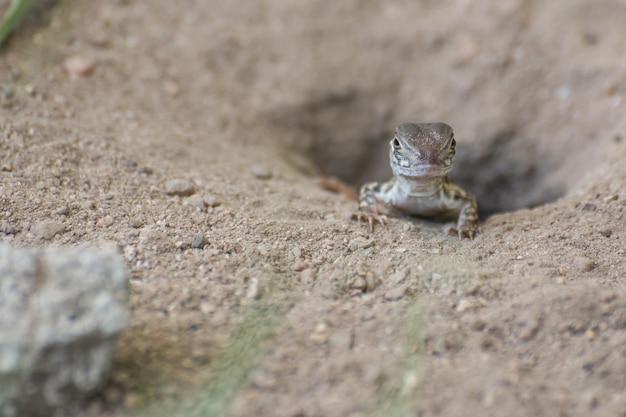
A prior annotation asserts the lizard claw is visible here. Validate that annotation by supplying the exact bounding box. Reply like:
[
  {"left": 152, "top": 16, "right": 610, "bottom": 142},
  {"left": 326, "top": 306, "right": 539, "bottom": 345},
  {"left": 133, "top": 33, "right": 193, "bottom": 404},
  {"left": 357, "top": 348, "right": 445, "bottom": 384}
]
[
  {"left": 444, "top": 223, "right": 480, "bottom": 240},
  {"left": 353, "top": 211, "right": 388, "bottom": 232}
]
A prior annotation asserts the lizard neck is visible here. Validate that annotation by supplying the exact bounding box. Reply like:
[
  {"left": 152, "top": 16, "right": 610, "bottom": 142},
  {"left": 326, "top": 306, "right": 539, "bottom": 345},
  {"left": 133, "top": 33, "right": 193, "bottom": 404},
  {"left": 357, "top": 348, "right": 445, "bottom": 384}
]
[{"left": 395, "top": 175, "right": 444, "bottom": 197}]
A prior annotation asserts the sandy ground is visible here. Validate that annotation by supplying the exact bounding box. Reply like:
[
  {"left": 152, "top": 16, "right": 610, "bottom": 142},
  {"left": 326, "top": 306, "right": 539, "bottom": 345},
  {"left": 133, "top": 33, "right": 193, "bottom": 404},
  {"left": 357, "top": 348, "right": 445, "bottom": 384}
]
[{"left": 1, "top": 0, "right": 625, "bottom": 416}]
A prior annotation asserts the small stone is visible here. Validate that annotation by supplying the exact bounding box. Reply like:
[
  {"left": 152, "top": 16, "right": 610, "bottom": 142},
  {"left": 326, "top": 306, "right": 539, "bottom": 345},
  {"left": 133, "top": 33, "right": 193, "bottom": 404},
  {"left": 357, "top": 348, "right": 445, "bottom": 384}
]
[
  {"left": 123, "top": 392, "right": 144, "bottom": 409},
  {"left": 350, "top": 277, "right": 367, "bottom": 291},
  {"left": 96, "top": 216, "right": 114, "bottom": 228},
  {"left": 129, "top": 218, "right": 144, "bottom": 228},
  {"left": 55, "top": 206, "right": 69, "bottom": 216},
  {"left": 184, "top": 194, "right": 206, "bottom": 211},
  {"left": 1, "top": 220, "right": 16, "bottom": 235},
  {"left": 246, "top": 277, "right": 259, "bottom": 300},
  {"left": 599, "top": 292, "right": 617, "bottom": 303},
  {"left": 33, "top": 220, "right": 65, "bottom": 240},
  {"left": 291, "top": 246, "right": 302, "bottom": 258},
  {"left": 456, "top": 298, "right": 479, "bottom": 313},
  {"left": 251, "top": 165, "right": 272, "bottom": 180},
  {"left": 300, "top": 268, "right": 316, "bottom": 283},
  {"left": 585, "top": 328, "right": 598, "bottom": 340},
  {"left": 249, "top": 368, "right": 277, "bottom": 390},
  {"left": 597, "top": 229, "right": 612, "bottom": 238},
  {"left": 329, "top": 330, "right": 353, "bottom": 351},
  {"left": 63, "top": 55, "right": 95, "bottom": 79},
  {"left": 348, "top": 237, "right": 374, "bottom": 252},
  {"left": 292, "top": 260, "right": 309, "bottom": 272},
  {"left": 309, "top": 322, "right": 330, "bottom": 343},
  {"left": 164, "top": 179, "right": 196, "bottom": 197},
  {"left": 573, "top": 256, "right": 595, "bottom": 272},
  {"left": 123, "top": 245, "right": 136, "bottom": 261},
  {"left": 384, "top": 286, "right": 407, "bottom": 301},
  {"left": 83, "top": 23, "right": 109, "bottom": 47},
  {"left": 365, "top": 272, "right": 377, "bottom": 291},
  {"left": 360, "top": 310, "right": 376, "bottom": 322},
  {"left": 389, "top": 268, "right": 409, "bottom": 284},
  {"left": 191, "top": 233, "right": 205, "bottom": 249},
  {"left": 257, "top": 245, "right": 269, "bottom": 256},
  {"left": 204, "top": 195, "right": 221, "bottom": 207},
  {"left": 519, "top": 327, "right": 536, "bottom": 341}
]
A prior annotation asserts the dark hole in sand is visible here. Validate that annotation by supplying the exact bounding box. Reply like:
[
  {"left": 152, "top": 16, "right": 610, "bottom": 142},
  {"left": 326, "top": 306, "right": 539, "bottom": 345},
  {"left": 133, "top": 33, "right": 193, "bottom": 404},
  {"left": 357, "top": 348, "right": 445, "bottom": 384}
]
[{"left": 271, "top": 90, "right": 565, "bottom": 218}]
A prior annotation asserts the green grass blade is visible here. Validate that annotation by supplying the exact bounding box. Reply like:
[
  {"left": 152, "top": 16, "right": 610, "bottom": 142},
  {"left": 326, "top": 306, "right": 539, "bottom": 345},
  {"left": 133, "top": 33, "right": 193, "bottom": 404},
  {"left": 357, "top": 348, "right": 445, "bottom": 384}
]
[{"left": 0, "top": 0, "right": 35, "bottom": 47}]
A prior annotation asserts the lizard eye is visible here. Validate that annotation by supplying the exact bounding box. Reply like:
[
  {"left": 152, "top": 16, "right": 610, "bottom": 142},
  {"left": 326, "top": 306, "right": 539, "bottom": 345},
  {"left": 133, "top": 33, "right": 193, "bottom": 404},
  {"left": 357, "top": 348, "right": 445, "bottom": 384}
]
[
  {"left": 450, "top": 137, "right": 456, "bottom": 149},
  {"left": 392, "top": 137, "right": 401, "bottom": 149}
]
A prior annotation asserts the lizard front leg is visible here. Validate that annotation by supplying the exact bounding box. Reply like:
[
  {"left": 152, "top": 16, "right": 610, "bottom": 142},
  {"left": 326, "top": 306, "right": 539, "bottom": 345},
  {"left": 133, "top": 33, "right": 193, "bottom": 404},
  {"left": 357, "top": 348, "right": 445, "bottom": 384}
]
[
  {"left": 456, "top": 193, "right": 479, "bottom": 239},
  {"left": 442, "top": 180, "right": 479, "bottom": 239},
  {"left": 353, "top": 182, "right": 390, "bottom": 232}
]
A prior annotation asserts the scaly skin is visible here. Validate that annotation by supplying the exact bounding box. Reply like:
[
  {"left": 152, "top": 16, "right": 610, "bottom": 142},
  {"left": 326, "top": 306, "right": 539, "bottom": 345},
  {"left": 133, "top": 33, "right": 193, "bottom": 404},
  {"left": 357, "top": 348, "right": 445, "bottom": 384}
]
[{"left": 354, "top": 122, "right": 479, "bottom": 239}]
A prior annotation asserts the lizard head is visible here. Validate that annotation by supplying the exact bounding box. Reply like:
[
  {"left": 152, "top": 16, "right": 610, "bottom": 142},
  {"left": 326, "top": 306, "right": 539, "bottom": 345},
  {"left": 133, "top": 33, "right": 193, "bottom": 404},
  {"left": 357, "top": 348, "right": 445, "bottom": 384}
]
[{"left": 389, "top": 122, "right": 456, "bottom": 177}]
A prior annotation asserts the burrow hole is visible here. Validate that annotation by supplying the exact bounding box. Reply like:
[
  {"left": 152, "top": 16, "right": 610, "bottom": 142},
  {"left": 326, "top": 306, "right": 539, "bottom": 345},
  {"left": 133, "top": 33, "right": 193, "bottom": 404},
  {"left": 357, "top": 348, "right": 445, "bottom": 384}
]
[{"left": 271, "top": 90, "right": 566, "bottom": 217}]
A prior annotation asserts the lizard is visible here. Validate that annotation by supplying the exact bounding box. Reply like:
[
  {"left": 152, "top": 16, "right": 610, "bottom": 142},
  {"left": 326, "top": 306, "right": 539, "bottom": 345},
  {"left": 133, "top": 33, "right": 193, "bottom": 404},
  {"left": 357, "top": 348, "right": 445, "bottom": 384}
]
[{"left": 354, "top": 122, "right": 479, "bottom": 239}]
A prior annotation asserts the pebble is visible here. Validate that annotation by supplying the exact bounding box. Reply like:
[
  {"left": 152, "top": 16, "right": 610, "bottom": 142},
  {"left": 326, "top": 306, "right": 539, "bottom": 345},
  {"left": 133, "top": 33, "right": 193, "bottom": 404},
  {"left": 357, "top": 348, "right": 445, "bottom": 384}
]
[
  {"left": 329, "top": 330, "right": 353, "bottom": 351},
  {"left": 246, "top": 277, "right": 259, "bottom": 300},
  {"left": 123, "top": 245, "right": 136, "bottom": 261},
  {"left": 32, "top": 220, "right": 65, "bottom": 240},
  {"left": 63, "top": 55, "right": 95, "bottom": 79},
  {"left": 360, "top": 310, "right": 376, "bottom": 322},
  {"left": 129, "top": 217, "right": 144, "bottom": 228},
  {"left": 204, "top": 195, "right": 221, "bottom": 207},
  {"left": 389, "top": 268, "right": 408, "bottom": 285},
  {"left": 1, "top": 220, "right": 16, "bottom": 235},
  {"left": 292, "top": 260, "right": 309, "bottom": 271},
  {"left": 384, "top": 285, "right": 407, "bottom": 301},
  {"left": 164, "top": 179, "right": 196, "bottom": 197},
  {"left": 96, "top": 216, "right": 114, "bottom": 228},
  {"left": 456, "top": 298, "right": 479, "bottom": 313},
  {"left": 309, "top": 322, "right": 330, "bottom": 343},
  {"left": 55, "top": 206, "right": 69, "bottom": 216},
  {"left": 191, "top": 233, "right": 205, "bottom": 249},
  {"left": 350, "top": 277, "right": 367, "bottom": 291},
  {"left": 184, "top": 194, "right": 206, "bottom": 211},
  {"left": 251, "top": 165, "right": 272, "bottom": 180},
  {"left": 573, "top": 256, "right": 595, "bottom": 272},
  {"left": 300, "top": 268, "right": 316, "bottom": 283},
  {"left": 348, "top": 237, "right": 374, "bottom": 252},
  {"left": 249, "top": 368, "right": 277, "bottom": 390},
  {"left": 257, "top": 245, "right": 269, "bottom": 256}
]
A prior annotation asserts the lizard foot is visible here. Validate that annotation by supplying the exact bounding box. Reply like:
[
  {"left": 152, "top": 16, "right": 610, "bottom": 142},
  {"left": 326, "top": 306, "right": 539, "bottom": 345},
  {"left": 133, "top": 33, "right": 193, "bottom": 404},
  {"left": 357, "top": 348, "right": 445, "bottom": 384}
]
[
  {"left": 443, "top": 222, "right": 480, "bottom": 240},
  {"left": 352, "top": 211, "right": 388, "bottom": 232}
]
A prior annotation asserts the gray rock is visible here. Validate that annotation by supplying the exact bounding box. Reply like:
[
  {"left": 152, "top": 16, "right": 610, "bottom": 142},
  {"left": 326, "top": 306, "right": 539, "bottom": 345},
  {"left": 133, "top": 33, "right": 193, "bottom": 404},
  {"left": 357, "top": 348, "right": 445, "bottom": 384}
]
[
  {"left": 164, "top": 179, "right": 196, "bottom": 197},
  {"left": 0, "top": 244, "right": 130, "bottom": 417},
  {"left": 191, "top": 233, "right": 205, "bottom": 249},
  {"left": 32, "top": 220, "right": 65, "bottom": 240},
  {"left": 251, "top": 164, "right": 272, "bottom": 180},
  {"left": 573, "top": 256, "right": 595, "bottom": 272}
]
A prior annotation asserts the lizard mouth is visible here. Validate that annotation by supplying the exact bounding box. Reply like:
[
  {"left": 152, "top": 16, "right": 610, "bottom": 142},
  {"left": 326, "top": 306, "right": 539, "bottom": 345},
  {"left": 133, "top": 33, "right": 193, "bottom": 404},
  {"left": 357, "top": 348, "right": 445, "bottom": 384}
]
[{"left": 394, "top": 164, "right": 452, "bottom": 177}]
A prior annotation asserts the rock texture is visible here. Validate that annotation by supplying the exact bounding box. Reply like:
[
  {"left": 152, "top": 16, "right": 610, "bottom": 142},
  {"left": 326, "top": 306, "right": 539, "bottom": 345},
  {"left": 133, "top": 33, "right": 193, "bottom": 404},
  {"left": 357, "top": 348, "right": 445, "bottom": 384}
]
[{"left": 0, "top": 244, "right": 130, "bottom": 417}]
